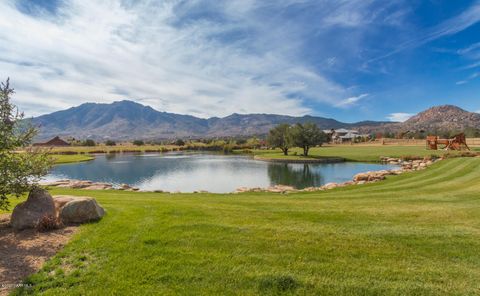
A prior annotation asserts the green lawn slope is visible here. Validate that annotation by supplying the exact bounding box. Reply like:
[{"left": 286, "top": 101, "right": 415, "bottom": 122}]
[
  {"left": 52, "top": 154, "right": 94, "bottom": 164},
  {"left": 11, "top": 157, "right": 480, "bottom": 295}
]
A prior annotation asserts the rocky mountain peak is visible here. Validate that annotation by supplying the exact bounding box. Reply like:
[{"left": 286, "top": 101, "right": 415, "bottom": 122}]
[{"left": 402, "top": 105, "right": 480, "bottom": 131}]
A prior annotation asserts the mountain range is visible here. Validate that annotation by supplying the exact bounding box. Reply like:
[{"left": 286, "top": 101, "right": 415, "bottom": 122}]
[{"left": 30, "top": 100, "right": 480, "bottom": 140}]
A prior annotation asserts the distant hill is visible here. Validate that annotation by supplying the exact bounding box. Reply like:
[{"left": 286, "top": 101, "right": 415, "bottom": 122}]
[
  {"left": 399, "top": 105, "right": 480, "bottom": 132},
  {"left": 30, "top": 101, "right": 479, "bottom": 140},
  {"left": 358, "top": 105, "right": 480, "bottom": 135},
  {"left": 31, "top": 100, "right": 208, "bottom": 140},
  {"left": 30, "top": 100, "right": 390, "bottom": 140}
]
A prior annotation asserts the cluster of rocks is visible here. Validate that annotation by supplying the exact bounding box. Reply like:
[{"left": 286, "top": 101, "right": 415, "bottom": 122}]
[
  {"left": 40, "top": 180, "right": 139, "bottom": 191},
  {"left": 235, "top": 157, "right": 440, "bottom": 194},
  {"left": 380, "top": 157, "right": 437, "bottom": 171},
  {"left": 235, "top": 181, "right": 355, "bottom": 193},
  {"left": 235, "top": 185, "right": 297, "bottom": 193},
  {"left": 10, "top": 188, "right": 105, "bottom": 230}
]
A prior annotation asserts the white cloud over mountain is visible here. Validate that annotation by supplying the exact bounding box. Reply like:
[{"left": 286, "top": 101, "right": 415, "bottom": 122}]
[
  {"left": 0, "top": 0, "right": 360, "bottom": 117},
  {"left": 2, "top": 0, "right": 479, "bottom": 119}
]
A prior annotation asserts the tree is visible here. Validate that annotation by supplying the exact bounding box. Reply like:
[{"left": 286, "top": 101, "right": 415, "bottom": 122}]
[
  {"left": 289, "top": 123, "right": 327, "bottom": 156},
  {"left": 83, "top": 139, "right": 96, "bottom": 146},
  {"left": 175, "top": 139, "right": 185, "bottom": 146},
  {"left": 105, "top": 140, "right": 116, "bottom": 146},
  {"left": 246, "top": 137, "right": 260, "bottom": 149},
  {"left": 267, "top": 123, "right": 292, "bottom": 155},
  {"left": 236, "top": 138, "right": 247, "bottom": 145},
  {"left": 133, "top": 140, "right": 144, "bottom": 146},
  {"left": 0, "top": 79, "right": 52, "bottom": 210}
]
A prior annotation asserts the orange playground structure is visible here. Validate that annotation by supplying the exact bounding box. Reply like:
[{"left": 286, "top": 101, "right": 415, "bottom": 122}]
[{"left": 426, "top": 133, "right": 470, "bottom": 151}]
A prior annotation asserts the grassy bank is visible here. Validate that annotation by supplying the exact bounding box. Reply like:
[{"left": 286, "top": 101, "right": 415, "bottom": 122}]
[
  {"left": 250, "top": 145, "right": 464, "bottom": 162},
  {"left": 10, "top": 157, "right": 480, "bottom": 295},
  {"left": 52, "top": 154, "right": 95, "bottom": 164},
  {"left": 45, "top": 144, "right": 180, "bottom": 154},
  {"left": 44, "top": 141, "right": 240, "bottom": 155}
]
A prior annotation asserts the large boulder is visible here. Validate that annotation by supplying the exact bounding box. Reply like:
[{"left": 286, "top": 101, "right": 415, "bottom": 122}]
[
  {"left": 353, "top": 173, "right": 370, "bottom": 182},
  {"left": 10, "top": 188, "right": 56, "bottom": 230},
  {"left": 53, "top": 196, "right": 76, "bottom": 213},
  {"left": 59, "top": 197, "right": 105, "bottom": 224}
]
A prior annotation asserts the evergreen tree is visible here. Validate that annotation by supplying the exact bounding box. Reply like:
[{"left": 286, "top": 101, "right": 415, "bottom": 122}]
[{"left": 0, "top": 79, "right": 52, "bottom": 210}]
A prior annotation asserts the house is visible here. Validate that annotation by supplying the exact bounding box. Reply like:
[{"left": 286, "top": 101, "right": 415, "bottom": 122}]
[
  {"left": 323, "top": 128, "right": 369, "bottom": 143},
  {"left": 33, "top": 136, "right": 70, "bottom": 147}
]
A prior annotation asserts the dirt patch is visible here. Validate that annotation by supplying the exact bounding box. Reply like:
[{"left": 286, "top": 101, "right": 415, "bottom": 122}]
[{"left": 0, "top": 214, "right": 78, "bottom": 296}]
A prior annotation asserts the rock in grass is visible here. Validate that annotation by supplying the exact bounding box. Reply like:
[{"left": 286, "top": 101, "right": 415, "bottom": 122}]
[
  {"left": 10, "top": 188, "right": 56, "bottom": 230},
  {"left": 322, "top": 182, "right": 339, "bottom": 190},
  {"left": 59, "top": 197, "right": 105, "bottom": 224},
  {"left": 53, "top": 196, "right": 76, "bottom": 213}
]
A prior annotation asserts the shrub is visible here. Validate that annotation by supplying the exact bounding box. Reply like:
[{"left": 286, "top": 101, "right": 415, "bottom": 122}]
[
  {"left": 222, "top": 143, "right": 235, "bottom": 153},
  {"left": 36, "top": 214, "right": 61, "bottom": 232},
  {"left": 236, "top": 139, "right": 247, "bottom": 145},
  {"left": 83, "top": 139, "right": 96, "bottom": 146},
  {"left": 132, "top": 140, "right": 144, "bottom": 146},
  {"left": 400, "top": 155, "right": 423, "bottom": 161},
  {"left": 175, "top": 139, "right": 186, "bottom": 146},
  {"left": 105, "top": 140, "right": 116, "bottom": 146}
]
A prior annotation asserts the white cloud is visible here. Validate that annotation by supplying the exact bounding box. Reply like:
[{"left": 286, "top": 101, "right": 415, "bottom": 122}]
[
  {"left": 455, "top": 72, "right": 479, "bottom": 85},
  {"left": 321, "top": 1, "right": 408, "bottom": 28},
  {"left": 463, "top": 61, "right": 480, "bottom": 69},
  {"left": 387, "top": 112, "right": 413, "bottom": 122},
  {"left": 335, "top": 93, "right": 368, "bottom": 108},
  {"left": 0, "top": 0, "right": 371, "bottom": 118},
  {"left": 457, "top": 42, "right": 480, "bottom": 55}
]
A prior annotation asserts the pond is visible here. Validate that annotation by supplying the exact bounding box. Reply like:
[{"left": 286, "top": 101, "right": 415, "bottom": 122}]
[{"left": 46, "top": 152, "right": 399, "bottom": 193}]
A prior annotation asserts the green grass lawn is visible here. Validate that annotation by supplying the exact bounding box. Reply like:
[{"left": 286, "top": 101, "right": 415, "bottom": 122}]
[
  {"left": 251, "top": 145, "right": 463, "bottom": 162},
  {"left": 10, "top": 157, "right": 480, "bottom": 295},
  {"left": 51, "top": 154, "right": 95, "bottom": 164}
]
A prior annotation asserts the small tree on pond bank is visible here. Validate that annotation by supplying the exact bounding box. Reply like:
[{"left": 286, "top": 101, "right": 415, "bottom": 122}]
[
  {"left": 0, "top": 79, "right": 52, "bottom": 210},
  {"left": 267, "top": 123, "right": 292, "bottom": 155},
  {"left": 289, "top": 123, "right": 328, "bottom": 156}
]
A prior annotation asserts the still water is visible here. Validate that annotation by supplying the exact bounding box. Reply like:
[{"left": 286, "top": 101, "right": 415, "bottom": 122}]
[{"left": 46, "top": 152, "right": 398, "bottom": 192}]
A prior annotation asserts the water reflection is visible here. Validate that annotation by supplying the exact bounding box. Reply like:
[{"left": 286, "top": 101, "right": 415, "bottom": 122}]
[
  {"left": 46, "top": 152, "right": 398, "bottom": 192},
  {"left": 268, "top": 164, "right": 323, "bottom": 188}
]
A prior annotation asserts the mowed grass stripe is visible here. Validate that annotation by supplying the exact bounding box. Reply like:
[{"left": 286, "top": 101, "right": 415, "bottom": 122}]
[
  {"left": 292, "top": 159, "right": 463, "bottom": 199},
  {"left": 334, "top": 158, "right": 479, "bottom": 198},
  {"left": 369, "top": 158, "right": 472, "bottom": 190}
]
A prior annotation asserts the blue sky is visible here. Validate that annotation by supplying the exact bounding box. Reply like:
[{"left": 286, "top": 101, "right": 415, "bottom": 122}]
[{"left": 1, "top": 0, "right": 480, "bottom": 122}]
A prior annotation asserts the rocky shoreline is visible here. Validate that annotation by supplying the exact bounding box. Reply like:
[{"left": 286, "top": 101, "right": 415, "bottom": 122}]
[
  {"left": 40, "top": 180, "right": 141, "bottom": 191},
  {"left": 235, "top": 156, "right": 440, "bottom": 193},
  {"left": 40, "top": 157, "right": 440, "bottom": 194}
]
